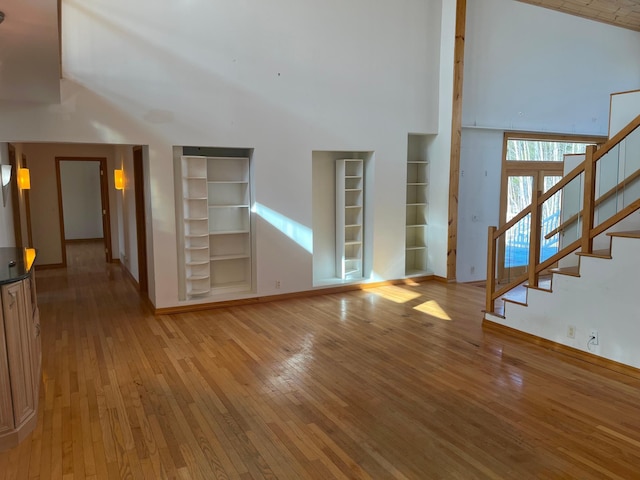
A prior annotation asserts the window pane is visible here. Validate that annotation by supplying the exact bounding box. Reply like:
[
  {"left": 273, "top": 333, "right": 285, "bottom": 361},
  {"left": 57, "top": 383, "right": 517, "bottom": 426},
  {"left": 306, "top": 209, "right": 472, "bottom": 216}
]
[{"left": 506, "top": 140, "right": 592, "bottom": 161}]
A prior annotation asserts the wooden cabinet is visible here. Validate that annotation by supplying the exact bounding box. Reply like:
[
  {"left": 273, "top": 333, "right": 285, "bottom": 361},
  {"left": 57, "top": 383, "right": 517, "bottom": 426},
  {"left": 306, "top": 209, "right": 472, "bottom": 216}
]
[
  {"left": 0, "top": 271, "right": 41, "bottom": 452},
  {"left": 336, "top": 159, "right": 364, "bottom": 280},
  {"left": 178, "top": 153, "right": 253, "bottom": 299}
]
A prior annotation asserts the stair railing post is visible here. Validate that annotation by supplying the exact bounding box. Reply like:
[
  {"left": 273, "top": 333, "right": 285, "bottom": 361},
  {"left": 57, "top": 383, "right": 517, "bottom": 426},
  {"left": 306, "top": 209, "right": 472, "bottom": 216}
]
[
  {"left": 528, "top": 189, "right": 541, "bottom": 288},
  {"left": 486, "top": 226, "right": 497, "bottom": 313},
  {"left": 582, "top": 145, "right": 597, "bottom": 254}
]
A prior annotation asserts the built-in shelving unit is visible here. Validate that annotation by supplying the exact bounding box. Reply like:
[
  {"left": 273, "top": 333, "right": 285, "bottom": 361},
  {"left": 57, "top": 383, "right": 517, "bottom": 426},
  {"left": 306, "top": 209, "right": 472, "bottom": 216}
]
[
  {"left": 177, "top": 149, "right": 253, "bottom": 299},
  {"left": 405, "top": 141, "right": 429, "bottom": 275},
  {"left": 336, "top": 159, "right": 364, "bottom": 280},
  {"left": 182, "top": 156, "right": 211, "bottom": 297}
]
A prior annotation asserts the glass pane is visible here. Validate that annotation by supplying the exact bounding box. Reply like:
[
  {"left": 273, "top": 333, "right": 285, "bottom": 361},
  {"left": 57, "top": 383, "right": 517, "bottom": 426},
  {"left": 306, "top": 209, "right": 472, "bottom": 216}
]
[
  {"left": 503, "top": 214, "right": 531, "bottom": 271},
  {"left": 507, "top": 176, "right": 533, "bottom": 221},
  {"left": 540, "top": 176, "right": 561, "bottom": 262},
  {"left": 506, "top": 140, "right": 593, "bottom": 161},
  {"left": 558, "top": 173, "right": 584, "bottom": 248},
  {"left": 595, "top": 144, "right": 620, "bottom": 226},
  {"left": 622, "top": 125, "right": 640, "bottom": 209}
]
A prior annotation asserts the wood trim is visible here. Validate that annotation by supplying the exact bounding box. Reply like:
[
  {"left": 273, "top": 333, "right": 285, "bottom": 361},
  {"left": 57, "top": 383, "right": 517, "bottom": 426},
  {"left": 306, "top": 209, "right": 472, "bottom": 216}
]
[
  {"left": 486, "top": 226, "right": 496, "bottom": 312},
  {"left": 528, "top": 189, "right": 541, "bottom": 288},
  {"left": 446, "top": 0, "right": 466, "bottom": 282},
  {"left": 32, "top": 263, "right": 64, "bottom": 270},
  {"left": 581, "top": 146, "right": 596, "bottom": 254},
  {"left": 133, "top": 146, "right": 148, "bottom": 297},
  {"left": 432, "top": 275, "right": 450, "bottom": 283},
  {"left": 483, "top": 319, "right": 640, "bottom": 381},
  {"left": 154, "top": 276, "right": 435, "bottom": 315},
  {"left": 54, "top": 159, "right": 67, "bottom": 268},
  {"left": 503, "top": 131, "right": 606, "bottom": 144}
]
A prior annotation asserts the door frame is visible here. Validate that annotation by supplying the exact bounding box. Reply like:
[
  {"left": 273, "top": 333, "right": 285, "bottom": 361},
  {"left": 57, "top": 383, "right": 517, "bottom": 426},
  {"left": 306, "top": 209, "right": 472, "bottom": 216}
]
[
  {"left": 133, "top": 146, "right": 148, "bottom": 297},
  {"left": 55, "top": 157, "right": 112, "bottom": 266}
]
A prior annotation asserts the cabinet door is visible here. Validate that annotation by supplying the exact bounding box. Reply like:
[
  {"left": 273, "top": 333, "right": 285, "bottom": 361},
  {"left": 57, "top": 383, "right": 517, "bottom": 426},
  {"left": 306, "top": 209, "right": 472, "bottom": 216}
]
[
  {"left": 0, "top": 306, "right": 14, "bottom": 435},
  {"left": 1, "top": 282, "right": 35, "bottom": 427},
  {"left": 23, "top": 275, "right": 41, "bottom": 395}
]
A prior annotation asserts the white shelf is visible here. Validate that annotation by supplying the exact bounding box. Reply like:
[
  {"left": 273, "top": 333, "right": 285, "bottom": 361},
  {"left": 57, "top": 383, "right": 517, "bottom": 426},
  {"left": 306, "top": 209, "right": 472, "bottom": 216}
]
[
  {"left": 336, "top": 159, "right": 364, "bottom": 280},
  {"left": 179, "top": 154, "right": 252, "bottom": 298},
  {"left": 405, "top": 140, "right": 429, "bottom": 275}
]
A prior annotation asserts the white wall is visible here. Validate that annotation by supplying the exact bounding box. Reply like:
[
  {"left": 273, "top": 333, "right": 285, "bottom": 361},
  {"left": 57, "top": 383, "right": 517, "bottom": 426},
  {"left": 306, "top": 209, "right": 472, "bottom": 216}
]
[
  {"left": 59, "top": 161, "right": 103, "bottom": 240},
  {"left": 0, "top": 0, "right": 444, "bottom": 308},
  {"left": 0, "top": 143, "right": 15, "bottom": 247},
  {"left": 457, "top": 0, "right": 640, "bottom": 282}
]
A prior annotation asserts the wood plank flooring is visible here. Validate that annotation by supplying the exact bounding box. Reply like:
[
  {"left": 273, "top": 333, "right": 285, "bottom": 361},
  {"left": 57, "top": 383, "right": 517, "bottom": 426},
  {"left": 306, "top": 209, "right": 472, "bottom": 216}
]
[{"left": 2, "top": 241, "right": 640, "bottom": 478}]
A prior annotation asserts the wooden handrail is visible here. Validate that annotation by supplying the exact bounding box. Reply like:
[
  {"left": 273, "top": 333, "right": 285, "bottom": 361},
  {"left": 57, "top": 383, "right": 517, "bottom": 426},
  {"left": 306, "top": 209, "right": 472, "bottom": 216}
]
[
  {"left": 485, "top": 113, "right": 640, "bottom": 315},
  {"left": 544, "top": 167, "right": 640, "bottom": 240},
  {"left": 494, "top": 204, "right": 532, "bottom": 238}
]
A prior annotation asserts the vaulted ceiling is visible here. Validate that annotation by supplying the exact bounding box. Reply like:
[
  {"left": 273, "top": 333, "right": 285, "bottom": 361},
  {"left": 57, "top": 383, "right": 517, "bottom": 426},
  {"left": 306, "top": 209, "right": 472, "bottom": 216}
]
[
  {"left": 0, "top": 0, "right": 638, "bottom": 105},
  {"left": 516, "top": 0, "right": 640, "bottom": 31}
]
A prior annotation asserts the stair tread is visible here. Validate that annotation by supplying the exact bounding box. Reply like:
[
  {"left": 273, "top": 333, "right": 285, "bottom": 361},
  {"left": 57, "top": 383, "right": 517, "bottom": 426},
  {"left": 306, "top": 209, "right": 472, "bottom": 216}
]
[
  {"left": 576, "top": 248, "right": 611, "bottom": 258},
  {"left": 549, "top": 266, "right": 580, "bottom": 277},
  {"left": 607, "top": 230, "right": 640, "bottom": 238}
]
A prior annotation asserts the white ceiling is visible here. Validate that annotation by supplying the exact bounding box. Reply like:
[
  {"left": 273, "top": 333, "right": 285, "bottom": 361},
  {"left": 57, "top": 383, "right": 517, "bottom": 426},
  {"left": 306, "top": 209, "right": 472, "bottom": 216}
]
[
  {"left": 0, "top": 0, "right": 637, "bottom": 105},
  {"left": 0, "top": 0, "right": 60, "bottom": 103}
]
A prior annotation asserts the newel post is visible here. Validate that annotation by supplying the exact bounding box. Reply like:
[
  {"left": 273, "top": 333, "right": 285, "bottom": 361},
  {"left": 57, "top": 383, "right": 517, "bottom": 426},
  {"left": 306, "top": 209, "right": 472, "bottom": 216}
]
[
  {"left": 486, "top": 226, "right": 497, "bottom": 313},
  {"left": 528, "top": 189, "right": 541, "bottom": 288},
  {"left": 582, "top": 145, "right": 597, "bottom": 254}
]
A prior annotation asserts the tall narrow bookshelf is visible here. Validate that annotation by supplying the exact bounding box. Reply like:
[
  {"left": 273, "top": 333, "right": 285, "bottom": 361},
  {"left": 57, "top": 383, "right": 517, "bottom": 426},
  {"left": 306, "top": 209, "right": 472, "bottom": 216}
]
[
  {"left": 336, "top": 159, "right": 364, "bottom": 280},
  {"left": 405, "top": 158, "right": 429, "bottom": 275},
  {"left": 179, "top": 154, "right": 252, "bottom": 298},
  {"left": 182, "top": 156, "right": 211, "bottom": 297}
]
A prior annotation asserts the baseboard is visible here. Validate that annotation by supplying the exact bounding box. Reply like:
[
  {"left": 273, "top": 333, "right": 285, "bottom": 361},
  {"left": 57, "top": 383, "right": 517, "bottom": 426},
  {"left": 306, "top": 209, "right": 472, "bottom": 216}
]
[
  {"left": 120, "top": 263, "right": 139, "bottom": 291},
  {"left": 483, "top": 318, "right": 640, "bottom": 380},
  {"left": 154, "top": 275, "right": 435, "bottom": 315},
  {"left": 33, "top": 263, "right": 64, "bottom": 270}
]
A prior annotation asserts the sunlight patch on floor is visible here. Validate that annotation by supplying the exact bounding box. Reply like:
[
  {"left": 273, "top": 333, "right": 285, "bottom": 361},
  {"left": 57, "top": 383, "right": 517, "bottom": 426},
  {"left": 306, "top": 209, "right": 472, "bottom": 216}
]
[
  {"left": 369, "top": 285, "right": 423, "bottom": 303},
  {"left": 414, "top": 300, "right": 452, "bottom": 321}
]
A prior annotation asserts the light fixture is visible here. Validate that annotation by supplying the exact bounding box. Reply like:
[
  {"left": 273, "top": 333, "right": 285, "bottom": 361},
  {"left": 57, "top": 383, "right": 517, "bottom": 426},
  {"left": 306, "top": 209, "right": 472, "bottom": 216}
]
[
  {"left": 1, "top": 165, "right": 11, "bottom": 187},
  {"left": 24, "top": 248, "right": 36, "bottom": 270},
  {"left": 18, "top": 168, "right": 30, "bottom": 190},
  {"left": 114, "top": 169, "right": 124, "bottom": 190}
]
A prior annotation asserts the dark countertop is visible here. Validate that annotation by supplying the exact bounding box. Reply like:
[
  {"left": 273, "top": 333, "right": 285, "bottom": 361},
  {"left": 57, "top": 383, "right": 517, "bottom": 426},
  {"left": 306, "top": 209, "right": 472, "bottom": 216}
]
[{"left": 0, "top": 247, "right": 36, "bottom": 286}]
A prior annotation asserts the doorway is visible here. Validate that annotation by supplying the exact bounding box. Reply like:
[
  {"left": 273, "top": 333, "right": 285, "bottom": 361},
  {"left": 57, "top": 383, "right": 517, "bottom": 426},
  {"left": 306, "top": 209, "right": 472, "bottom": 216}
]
[{"left": 55, "top": 157, "right": 112, "bottom": 267}]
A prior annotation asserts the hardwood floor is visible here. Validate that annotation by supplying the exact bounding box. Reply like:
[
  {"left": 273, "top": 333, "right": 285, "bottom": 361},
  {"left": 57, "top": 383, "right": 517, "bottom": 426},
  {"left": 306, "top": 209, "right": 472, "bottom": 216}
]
[{"left": 2, "top": 242, "right": 640, "bottom": 479}]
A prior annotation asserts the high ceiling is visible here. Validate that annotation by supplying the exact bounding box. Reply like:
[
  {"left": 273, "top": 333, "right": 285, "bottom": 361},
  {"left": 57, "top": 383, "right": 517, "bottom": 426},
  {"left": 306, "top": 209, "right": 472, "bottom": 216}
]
[
  {"left": 516, "top": 0, "right": 640, "bottom": 31},
  {"left": 0, "top": 0, "right": 638, "bottom": 105}
]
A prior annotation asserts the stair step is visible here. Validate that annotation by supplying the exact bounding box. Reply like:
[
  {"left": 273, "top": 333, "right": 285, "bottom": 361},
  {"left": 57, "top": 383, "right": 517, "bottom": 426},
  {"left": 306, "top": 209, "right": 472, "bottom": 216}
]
[
  {"left": 607, "top": 230, "right": 640, "bottom": 239},
  {"left": 576, "top": 248, "right": 611, "bottom": 259},
  {"left": 503, "top": 298, "right": 527, "bottom": 307},
  {"left": 549, "top": 265, "right": 580, "bottom": 277},
  {"left": 524, "top": 284, "right": 552, "bottom": 293}
]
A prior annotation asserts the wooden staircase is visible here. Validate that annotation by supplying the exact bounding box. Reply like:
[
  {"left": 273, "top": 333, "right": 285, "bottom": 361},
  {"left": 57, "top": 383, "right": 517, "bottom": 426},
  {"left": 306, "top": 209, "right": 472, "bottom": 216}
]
[{"left": 484, "top": 113, "right": 640, "bottom": 369}]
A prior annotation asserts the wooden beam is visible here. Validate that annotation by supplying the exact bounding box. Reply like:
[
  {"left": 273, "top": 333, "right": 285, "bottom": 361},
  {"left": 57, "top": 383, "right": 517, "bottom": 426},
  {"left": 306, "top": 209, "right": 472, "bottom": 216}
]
[{"left": 447, "top": 0, "right": 466, "bottom": 281}]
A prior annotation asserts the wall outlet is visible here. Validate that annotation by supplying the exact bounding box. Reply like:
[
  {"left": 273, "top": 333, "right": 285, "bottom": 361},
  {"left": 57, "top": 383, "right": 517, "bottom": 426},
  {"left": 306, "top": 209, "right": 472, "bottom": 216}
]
[
  {"left": 590, "top": 330, "right": 599, "bottom": 345},
  {"left": 275, "top": 280, "right": 281, "bottom": 289},
  {"left": 567, "top": 325, "right": 576, "bottom": 339}
]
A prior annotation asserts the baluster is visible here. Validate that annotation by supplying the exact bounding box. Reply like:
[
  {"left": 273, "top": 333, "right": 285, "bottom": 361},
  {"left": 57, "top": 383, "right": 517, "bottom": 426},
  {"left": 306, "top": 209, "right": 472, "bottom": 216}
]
[
  {"left": 528, "top": 189, "right": 541, "bottom": 288},
  {"left": 582, "top": 145, "right": 597, "bottom": 254}
]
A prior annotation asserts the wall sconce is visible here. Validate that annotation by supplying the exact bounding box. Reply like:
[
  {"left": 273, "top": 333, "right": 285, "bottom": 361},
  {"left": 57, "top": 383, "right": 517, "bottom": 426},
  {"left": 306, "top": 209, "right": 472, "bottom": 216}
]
[
  {"left": 18, "top": 168, "right": 30, "bottom": 190},
  {"left": 114, "top": 169, "right": 124, "bottom": 190},
  {"left": 1, "top": 165, "right": 11, "bottom": 187}
]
